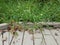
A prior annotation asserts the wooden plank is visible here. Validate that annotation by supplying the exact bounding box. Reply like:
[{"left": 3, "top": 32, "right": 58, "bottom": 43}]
[
  {"left": 0, "top": 22, "right": 60, "bottom": 30},
  {"left": 0, "top": 23, "right": 8, "bottom": 30},
  {"left": 43, "top": 29, "right": 58, "bottom": 45},
  {"left": 50, "top": 29, "right": 60, "bottom": 45},
  {"left": 0, "top": 32, "right": 2, "bottom": 45},
  {"left": 48, "top": 29, "right": 59, "bottom": 45},
  {"left": 34, "top": 32, "right": 42, "bottom": 45},
  {"left": 56, "top": 28, "right": 60, "bottom": 33},
  {"left": 15, "top": 31, "right": 23, "bottom": 45},
  {"left": 23, "top": 31, "right": 33, "bottom": 45}
]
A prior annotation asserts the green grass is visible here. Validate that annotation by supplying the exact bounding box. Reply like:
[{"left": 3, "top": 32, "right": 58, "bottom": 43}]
[{"left": 0, "top": 0, "right": 60, "bottom": 23}]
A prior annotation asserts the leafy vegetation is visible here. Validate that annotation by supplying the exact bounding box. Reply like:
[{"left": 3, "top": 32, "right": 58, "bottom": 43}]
[{"left": 0, "top": 0, "right": 60, "bottom": 23}]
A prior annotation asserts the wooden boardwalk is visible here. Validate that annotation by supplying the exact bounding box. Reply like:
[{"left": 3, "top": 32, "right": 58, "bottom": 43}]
[
  {"left": 0, "top": 28, "right": 60, "bottom": 45},
  {"left": 0, "top": 22, "right": 60, "bottom": 45}
]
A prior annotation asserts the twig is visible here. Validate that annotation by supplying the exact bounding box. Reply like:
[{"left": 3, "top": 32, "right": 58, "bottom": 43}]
[
  {"left": 32, "top": 29, "right": 35, "bottom": 45},
  {"left": 40, "top": 30, "right": 47, "bottom": 45},
  {"left": 40, "top": 36, "right": 44, "bottom": 45},
  {"left": 21, "top": 30, "right": 25, "bottom": 45},
  {"left": 9, "top": 32, "right": 15, "bottom": 45},
  {"left": 2, "top": 31, "right": 4, "bottom": 45},
  {"left": 39, "top": 24, "right": 47, "bottom": 45}
]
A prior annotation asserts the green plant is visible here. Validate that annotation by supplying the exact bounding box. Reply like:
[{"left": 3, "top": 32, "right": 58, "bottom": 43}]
[{"left": 0, "top": 0, "right": 60, "bottom": 23}]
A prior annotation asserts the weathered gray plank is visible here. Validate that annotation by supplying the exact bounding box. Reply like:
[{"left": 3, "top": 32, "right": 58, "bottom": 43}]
[
  {"left": 43, "top": 29, "right": 58, "bottom": 45},
  {"left": 23, "top": 31, "right": 33, "bottom": 45},
  {"left": 34, "top": 33, "right": 42, "bottom": 45},
  {"left": 50, "top": 30, "right": 60, "bottom": 45}
]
